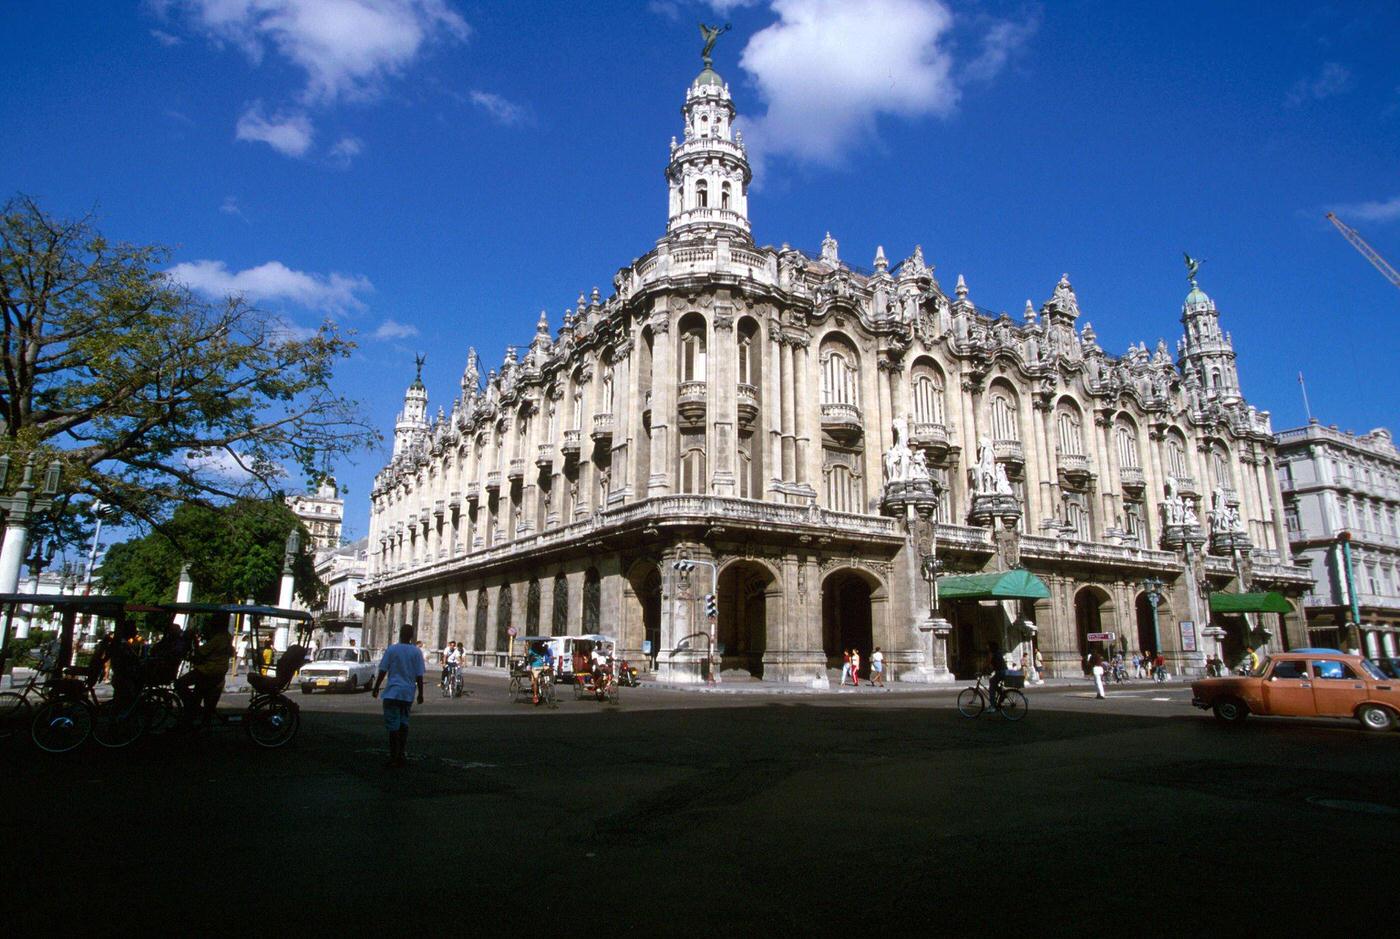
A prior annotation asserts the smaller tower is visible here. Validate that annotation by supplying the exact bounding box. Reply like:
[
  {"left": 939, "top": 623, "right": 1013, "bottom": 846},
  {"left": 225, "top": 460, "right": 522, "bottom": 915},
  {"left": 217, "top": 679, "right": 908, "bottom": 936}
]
[
  {"left": 394, "top": 354, "right": 429, "bottom": 457},
  {"left": 1176, "top": 259, "right": 1240, "bottom": 403}
]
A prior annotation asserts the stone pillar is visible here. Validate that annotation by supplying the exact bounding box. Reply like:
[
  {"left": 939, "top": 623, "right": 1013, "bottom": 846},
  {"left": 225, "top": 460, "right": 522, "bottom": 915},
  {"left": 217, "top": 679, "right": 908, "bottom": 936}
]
[
  {"left": 780, "top": 339, "right": 796, "bottom": 484},
  {"left": 767, "top": 321, "right": 783, "bottom": 497},
  {"left": 656, "top": 546, "right": 706, "bottom": 683},
  {"left": 1097, "top": 414, "right": 1119, "bottom": 529},
  {"left": 648, "top": 307, "right": 674, "bottom": 495},
  {"left": 792, "top": 339, "right": 811, "bottom": 490},
  {"left": 712, "top": 308, "right": 736, "bottom": 495}
]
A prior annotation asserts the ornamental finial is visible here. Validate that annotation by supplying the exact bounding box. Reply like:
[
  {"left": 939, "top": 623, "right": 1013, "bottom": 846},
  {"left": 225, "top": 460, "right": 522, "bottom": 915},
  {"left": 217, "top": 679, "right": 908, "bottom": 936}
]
[{"left": 699, "top": 22, "right": 731, "bottom": 68}]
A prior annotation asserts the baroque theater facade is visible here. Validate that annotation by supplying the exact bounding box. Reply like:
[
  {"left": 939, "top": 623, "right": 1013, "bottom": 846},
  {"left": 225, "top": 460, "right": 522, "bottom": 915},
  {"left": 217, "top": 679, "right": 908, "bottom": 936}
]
[{"left": 359, "top": 53, "right": 1309, "bottom": 681}]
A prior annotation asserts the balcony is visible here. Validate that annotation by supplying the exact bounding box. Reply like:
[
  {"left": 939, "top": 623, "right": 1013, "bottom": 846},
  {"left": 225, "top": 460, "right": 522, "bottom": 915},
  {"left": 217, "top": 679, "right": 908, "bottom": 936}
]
[
  {"left": 993, "top": 439, "right": 1025, "bottom": 478},
  {"left": 433, "top": 500, "right": 445, "bottom": 519},
  {"left": 821, "top": 401, "right": 863, "bottom": 445},
  {"left": 1058, "top": 452, "right": 1092, "bottom": 489},
  {"left": 736, "top": 382, "right": 759, "bottom": 427},
  {"left": 678, "top": 380, "right": 707, "bottom": 426},
  {"left": 535, "top": 444, "right": 554, "bottom": 471},
  {"left": 910, "top": 421, "right": 951, "bottom": 461},
  {"left": 485, "top": 471, "right": 502, "bottom": 492},
  {"left": 1119, "top": 466, "right": 1146, "bottom": 495},
  {"left": 561, "top": 429, "right": 582, "bottom": 461},
  {"left": 591, "top": 412, "right": 615, "bottom": 445},
  {"left": 507, "top": 458, "right": 526, "bottom": 482},
  {"left": 466, "top": 487, "right": 479, "bottom": 506},
  {"left": 1171, "top": 474, "right": 1199, "bottom": 497}
]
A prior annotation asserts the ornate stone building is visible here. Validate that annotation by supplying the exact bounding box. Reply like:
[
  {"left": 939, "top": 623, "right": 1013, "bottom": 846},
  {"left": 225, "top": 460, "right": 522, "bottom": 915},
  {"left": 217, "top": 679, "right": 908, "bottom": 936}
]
[
  {"left": 1276, "top": 422, "right": 1400, "bottom": 656},
  {"left": 358, "top": 52, "right": 1309, "bottom": 680},
  {"left": 287, "top": 479, "right": 343, "bottom": 553}
]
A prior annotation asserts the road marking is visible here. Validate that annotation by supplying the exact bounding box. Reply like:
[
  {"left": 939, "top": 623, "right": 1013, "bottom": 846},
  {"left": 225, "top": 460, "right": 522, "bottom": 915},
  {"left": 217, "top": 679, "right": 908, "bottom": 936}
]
[
  {"left": 1151, "top": 697, "right": 1172, "bottom": 702},
  {"left": 1307, "top": 797, "right": 1400, "bottom": 815}
]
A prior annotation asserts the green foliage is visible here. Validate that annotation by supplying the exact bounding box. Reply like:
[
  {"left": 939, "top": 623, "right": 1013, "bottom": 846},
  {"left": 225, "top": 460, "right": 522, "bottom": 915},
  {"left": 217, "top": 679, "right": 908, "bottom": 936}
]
[
  {"left": 98, "top": 499, "right": 326, "bottom": 608},
  {"left": 0, "top": 195, "right": 379, "bottom": 531}
]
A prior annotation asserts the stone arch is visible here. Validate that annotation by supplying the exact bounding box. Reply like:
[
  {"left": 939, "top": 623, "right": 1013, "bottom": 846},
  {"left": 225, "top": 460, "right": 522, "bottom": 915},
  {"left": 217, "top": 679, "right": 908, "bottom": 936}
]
[
  {"left": 623, "top": 559, "right": 663, "bottom": 668},
  {"left": 677, "top": 311, "right": 708, "bottom": 382},
  {"left": 1074, "top": 584, "right": 1117, "bottom": 672},
  {"left": 1055, "top": 396, "right": 1086, "bottom": 455},
  {"left": 820, "top": 566, "right": 888, "bottom": 676},
  {"left": 525, "top": 577, "right": 541, "bottom": 633},
  {"left": 909, "top": 355, "right": 947, "bottom": 425},
  {"left": 494, "top": 583, "right": 512, "bottom": 652},
  {"left": 987, "top": 378, "right": 1021, "bottom": 442},
  {"left": 582, "top": 567, "right": 602, "bottom": 633},
  {"left": 473, "top": 587, "right": 489, "bottom": 651},
  {"left": 716, "top": 559, "right": 780, "bottom": 679},
  {"left": 551, "top": 572, "right": 569, "bottom": 636}
]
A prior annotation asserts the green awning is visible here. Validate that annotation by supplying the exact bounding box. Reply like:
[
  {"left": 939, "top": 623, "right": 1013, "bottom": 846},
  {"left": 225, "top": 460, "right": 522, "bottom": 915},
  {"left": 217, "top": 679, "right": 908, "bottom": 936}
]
[
  {"left": 1209, "top": 591, "right": 1293, "bottom": 614},
  {"left": 939, "top": 570, "right": 1051, "bottom": 601}
]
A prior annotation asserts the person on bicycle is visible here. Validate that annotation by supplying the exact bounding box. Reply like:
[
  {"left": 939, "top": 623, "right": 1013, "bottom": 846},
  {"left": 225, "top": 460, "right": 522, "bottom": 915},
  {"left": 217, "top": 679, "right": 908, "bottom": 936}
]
[
  {"left": 590, "top": 642, "right": 610, "bottom": 685},
  {"left": 527, "top": 641, "right": 551, "bottom": 705},
  {"left": 90, "top": 616, "right": 143, "bottom": 714},
  {"left": 444, "top": 642, "right": 462, "bottom": 693},
  {"left": 984, "top": 641, "right": 1007, "bottom": 711},
  {"left": 441, "top": 641, "right": 459, "bottom": 688},
  {"left": 176, "top": 612, "right": 233, "bottom": 727}
]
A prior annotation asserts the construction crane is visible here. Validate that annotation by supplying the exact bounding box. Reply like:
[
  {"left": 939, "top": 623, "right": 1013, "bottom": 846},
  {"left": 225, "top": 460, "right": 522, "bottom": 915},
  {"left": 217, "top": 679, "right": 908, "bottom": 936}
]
[{"left": 1327, "top": 211, "right": 1400, "bottom": 291}]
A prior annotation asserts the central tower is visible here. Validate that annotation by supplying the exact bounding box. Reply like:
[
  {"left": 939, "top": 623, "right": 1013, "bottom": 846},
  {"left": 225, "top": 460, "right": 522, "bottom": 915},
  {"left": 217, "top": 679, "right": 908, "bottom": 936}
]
[{"left": 665, "top": 41, "right": 753, "bottom": 240}]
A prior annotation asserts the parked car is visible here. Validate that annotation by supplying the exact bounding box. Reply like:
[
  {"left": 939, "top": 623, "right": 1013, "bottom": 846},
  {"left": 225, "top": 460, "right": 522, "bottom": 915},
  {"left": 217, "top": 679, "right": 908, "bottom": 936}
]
[
  {"left": 299, "top": 646, "right": 377, "bottom": 694},
  {"left": 1191, "top": 651, "right": 1400, "bottom": 731}
]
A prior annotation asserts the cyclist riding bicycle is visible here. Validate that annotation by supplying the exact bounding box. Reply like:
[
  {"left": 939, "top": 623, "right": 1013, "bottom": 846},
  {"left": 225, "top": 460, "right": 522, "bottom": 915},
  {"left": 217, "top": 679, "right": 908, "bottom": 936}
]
[
  {"left": 527, "top": 641, "right": 552, "bottom": 705},
  {"left": 984, "top": 641, "right": 1007, "bottom": 711},
  {"left": 442, "top": 641, "right": 462, "bottom": 690},
  {"left": 590, "top": 643, "right": 611, "bottom": 686}
]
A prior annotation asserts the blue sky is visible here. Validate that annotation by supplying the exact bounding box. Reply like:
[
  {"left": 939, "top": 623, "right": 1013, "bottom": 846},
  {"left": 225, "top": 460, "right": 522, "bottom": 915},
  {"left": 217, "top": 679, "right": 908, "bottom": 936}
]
[{"left": 4, "top": 0, "right": 1398, "bottom": 541}]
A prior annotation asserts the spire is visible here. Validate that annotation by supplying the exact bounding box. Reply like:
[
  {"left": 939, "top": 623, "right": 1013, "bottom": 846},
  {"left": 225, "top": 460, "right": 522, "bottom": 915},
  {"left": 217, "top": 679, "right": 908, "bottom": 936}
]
[
  {"left": 955, "top": 273, "right": 968, "bottom": 300},
  {"left": 395, "top": 359, "right": 430, "bottom": 458},
  {"left": 1023, "top": 299, "right": 1037, "bottom": 324},
  {"left": 665, "top": 32, "right": 752, "bottom": 240},
  {"left": 820, "top": 231, "right": 839, "bottom": 263},
  {"left": 874, "top": 245, "right": 888, "bottom": 272}
]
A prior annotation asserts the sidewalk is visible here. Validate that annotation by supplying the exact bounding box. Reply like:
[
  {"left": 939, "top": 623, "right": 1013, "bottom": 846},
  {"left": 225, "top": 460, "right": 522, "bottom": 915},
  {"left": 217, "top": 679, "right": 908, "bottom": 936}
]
[{"left": 638, "top": 675, "right": 1188, "bottom": 696}]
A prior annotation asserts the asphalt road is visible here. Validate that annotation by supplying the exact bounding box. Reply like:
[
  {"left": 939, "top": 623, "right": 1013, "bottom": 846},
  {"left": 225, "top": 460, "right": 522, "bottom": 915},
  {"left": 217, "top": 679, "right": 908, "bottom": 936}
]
[{"left": 7, "top": 673, "right": 1397, "bottom": 935}]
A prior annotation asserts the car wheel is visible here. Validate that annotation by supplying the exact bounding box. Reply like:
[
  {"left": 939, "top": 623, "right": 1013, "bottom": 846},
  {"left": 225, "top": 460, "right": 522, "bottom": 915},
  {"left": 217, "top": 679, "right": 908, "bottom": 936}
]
[
  {"left": 1357, "top": 704, "right": 1395, "bottom": 732},
  {"left": 1212, "top": 698, "right": 1248, "bottom": 724},
  {"left": 348, "top": 676, "right": 359, "bottom": 694},
  {"left": 301, "top": 685, "right": 313, "bottom": 695}
]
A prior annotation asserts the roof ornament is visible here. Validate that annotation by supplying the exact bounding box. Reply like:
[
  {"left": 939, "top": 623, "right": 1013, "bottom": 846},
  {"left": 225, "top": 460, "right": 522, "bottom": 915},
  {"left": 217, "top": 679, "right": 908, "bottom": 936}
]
[
  {"left": 1023, "top": 299, "right": 1037, "bottom": 324},
  {"left": 874, "top": 245, "right": 888, "bottom": 272},
  {"left": 820, "top": 231, "right": 839, "bottom": 263},
  {"left": 955, "top": 273, "right": 968, "bottom": 300},
  {"left": 699, "top": 22, "right": 731, "bottom": 68},
  {"left": 1183, "top": 251, "right": 1204, "bottom": 287}
]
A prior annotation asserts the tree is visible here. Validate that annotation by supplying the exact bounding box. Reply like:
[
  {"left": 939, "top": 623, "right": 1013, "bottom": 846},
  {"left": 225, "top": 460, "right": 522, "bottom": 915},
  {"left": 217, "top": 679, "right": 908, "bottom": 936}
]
[
  {"left": 0, "top": 194, "right": 378, "bottom": 529},
  {"left": 99, "top": 499, "right": 324, "bottom": 608}
]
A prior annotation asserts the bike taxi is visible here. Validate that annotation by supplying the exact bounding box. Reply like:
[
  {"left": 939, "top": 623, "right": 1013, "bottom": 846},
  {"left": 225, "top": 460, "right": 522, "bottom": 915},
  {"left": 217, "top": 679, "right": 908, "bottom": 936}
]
[
  {"left": 569, "top": 634, "right": 620, "bottom": 704},
  {"left": 508, "top": 635, "right": 561, "bottom": 706}
]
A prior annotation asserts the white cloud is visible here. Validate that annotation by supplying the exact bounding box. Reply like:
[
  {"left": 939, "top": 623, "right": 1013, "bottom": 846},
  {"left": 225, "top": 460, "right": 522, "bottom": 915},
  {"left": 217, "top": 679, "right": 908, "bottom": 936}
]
[
  {"left": 964, "top": 13, "right": 1039, "bottom": 84},
  {"left": 219, "top": 195, "right": 250, "bottom": 222},
  {"left": 151, "top": 28, "right": 182, "bottom": 46},
  {"left": 184, "top": 448, "right": 279, "bottom": 485},
  {"left": 166, "top": 0, "right": 469, "bottom": 103},
  {"left": 737, "top": 0, "right": 958, "bottom": 168},
  {"left": 469, "top": 90, "right": 530, "bottom": 126},
  {"left": 1329, "top": 195, "right": 1400, "bottom": 224},
  {"left": 647, "top": 1, "right": 680, "bottom": 20},
  {"left": 374, "top": 318, "right": 420, "bottom": 340},
  {"left": 329, "top": 135, "right": 364, "bottom": 164},
  {"left": 707, "top": 0, "right": 760, "bottom": 11},
  {"left": 167, "top": 259, "right": 373, "bottom": 313},
  {"left": 235, "top": 102, "right": 314, "bottom": 156},
  {"left": 1286, "top": 62, "right": 1352, "bottom": 106}
]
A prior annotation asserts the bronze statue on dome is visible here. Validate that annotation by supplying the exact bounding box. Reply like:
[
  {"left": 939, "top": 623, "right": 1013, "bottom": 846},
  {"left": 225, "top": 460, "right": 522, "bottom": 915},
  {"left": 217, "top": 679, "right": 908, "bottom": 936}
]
[{"left": 699, "top": 22, "right": 730, "bottom": 68}]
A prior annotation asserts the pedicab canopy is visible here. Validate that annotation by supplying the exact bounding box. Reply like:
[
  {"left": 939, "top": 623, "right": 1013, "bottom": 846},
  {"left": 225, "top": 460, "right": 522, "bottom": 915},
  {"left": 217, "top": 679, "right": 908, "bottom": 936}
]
[
  {"left": 936, "top": 570, "right": 1051, "bottom": 601},
  {"left": 1208, "top": 591, "right": 1293, "bottom": 614}
]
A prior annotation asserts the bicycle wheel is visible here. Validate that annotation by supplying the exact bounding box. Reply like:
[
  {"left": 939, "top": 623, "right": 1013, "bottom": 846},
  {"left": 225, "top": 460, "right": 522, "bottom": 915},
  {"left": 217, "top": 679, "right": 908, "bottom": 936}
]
[
  {"left": 508, "top": 676, "right": 522, "bottom": 699},
  {"left": 246, "top": 695, "right": 300, "bottom": 748},
  {"left": 140, "top": 688, "right": 181, "bottom": 734},
  {"left": 0, "top": 691, "right": 32, "bottom": 742},
  {"left": 956, "top": 687, "right": 986, "bottom": 718},
  {"left": 31, "top": 699, "right": 93, "bottom": 753},
  {"left": 606, "top": 679, "right": 619, "bottom": 705},
  {"left": 998, "top": 689, "right": 1028, "bottom": 722},
  {"left": 542, "top": 678, "right": 558, "bottom": 709},
  {"left": 92, "top": 698, "right": 145, "bottom": 748}
]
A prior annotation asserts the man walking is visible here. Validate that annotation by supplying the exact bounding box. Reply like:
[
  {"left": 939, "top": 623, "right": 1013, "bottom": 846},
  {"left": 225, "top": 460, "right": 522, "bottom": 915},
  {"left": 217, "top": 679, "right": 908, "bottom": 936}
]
[
  {"left": 1089, "top": 652, "right": 1106, "bottom": 699},
  {"left": 372, "top": 623, "right": 425, "bottom": 768}
]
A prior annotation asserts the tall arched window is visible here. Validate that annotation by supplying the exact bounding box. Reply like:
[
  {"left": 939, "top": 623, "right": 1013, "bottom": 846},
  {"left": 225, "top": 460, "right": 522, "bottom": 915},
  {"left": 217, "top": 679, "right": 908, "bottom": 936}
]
[
  {"left": 495, "top": 584, "right": 512, "bottom": 652},
  {"left": 1167, "top": 435, "right": 1189, "bottom": 477},
  {"left": 526, "top": 578, "right": 541, "bottom": 632},
  {"left": 680, "top": 318, "right": 706, "bottom": 381},
  {"left": 600, "top": 367, "right": 614, "bottom": 413},
  {"left": 721, "top": 181, "right": 731, "bottom": 210},
  {"left": 1212, "top": 444, "right": 1232, "bottom": 490},
  {"left": 696, "top": 179, "right": 709, "bottom": 209},
  {"left": 820, "top": 344, "right": 859, "bottom": 406},
  {"left": 912, "top": 361, "right": 945, "bottom": 425},
  {"left": 1115, "top": 423, "right": 1140, "bottom": 468},
  {"left": 473, "top": 588, "right": 488, "bottom": 651},
  {"left": 737, "top": 443, "right": 753, "bottom": 499},
  {"left": 737, "top": 336, "right": 753, "bottom": 384},
  {"left": 990, "top": 389, "right": 1019, "bottom": 440},
  {"left": 583, "top": 568, "right": 601, "bottom": 633},
  {"left": 825, "top": 464, "right": 861, "bottom": 514},
  {"left": 1066, "top": 497, "right": 1091, "bottom": 541},
  {"left": 1056, "top": 407, "right": 1084, "bottom": 455},
  {"left": 681, "top": 444, "right": 706, "bottom": 494},
  {"left": 571, "top": 385, "right": 584, "bottom": 431},
  {"left": 551, "top": 573, "right": 569, "bottom": 636}
]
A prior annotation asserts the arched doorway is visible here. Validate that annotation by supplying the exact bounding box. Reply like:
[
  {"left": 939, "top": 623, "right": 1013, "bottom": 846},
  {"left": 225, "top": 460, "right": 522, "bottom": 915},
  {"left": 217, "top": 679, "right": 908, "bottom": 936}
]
[
  {"left": 822, "top": 569, "right": 877, "bottom": 677},
  {"left": 1075, "top": 586, "right": 1115, "bottom": 674},
  {"left": 1135, "top": 593, "right": 1157, "bottom": 656},
  {"left": 624, "top": 562, "right": 663, "bottom": 670},
  {"left": 717, "top": 560, "right": 777, "bottom": 679}
]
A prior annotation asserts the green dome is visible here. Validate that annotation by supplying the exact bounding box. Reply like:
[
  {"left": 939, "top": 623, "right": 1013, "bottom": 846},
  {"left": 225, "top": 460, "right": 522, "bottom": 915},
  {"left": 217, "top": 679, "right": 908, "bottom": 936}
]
[
  {"left": 692, "top": 67, "right": 724, "bottom": 88},
  {"left": 1185, "top": 285, "right": 1211, "bottom": 307}
]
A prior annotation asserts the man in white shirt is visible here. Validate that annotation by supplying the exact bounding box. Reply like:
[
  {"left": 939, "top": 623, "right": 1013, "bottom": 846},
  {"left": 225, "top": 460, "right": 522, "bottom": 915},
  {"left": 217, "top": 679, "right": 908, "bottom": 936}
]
[{"left": 372, "top": 624, "right": 426, "bottom": 768}]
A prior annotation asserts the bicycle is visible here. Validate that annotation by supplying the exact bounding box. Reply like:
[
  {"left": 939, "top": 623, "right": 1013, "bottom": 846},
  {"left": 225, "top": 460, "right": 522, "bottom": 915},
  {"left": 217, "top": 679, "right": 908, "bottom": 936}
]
[
  {"left": 440, "top": 663, "right": 463, "bottom": 698},
  {"left": 956, "top": 673, "right": 1028, "bottom": 721}
]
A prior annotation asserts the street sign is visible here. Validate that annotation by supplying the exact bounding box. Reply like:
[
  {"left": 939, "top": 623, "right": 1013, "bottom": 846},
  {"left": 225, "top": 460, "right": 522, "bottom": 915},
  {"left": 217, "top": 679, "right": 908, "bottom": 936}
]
[
  {"left": 1086, "top": 631, "right": 1116, "bottom": 642},
  {"left": 507, "top": 626, "right": 517, "bottom": 637}
]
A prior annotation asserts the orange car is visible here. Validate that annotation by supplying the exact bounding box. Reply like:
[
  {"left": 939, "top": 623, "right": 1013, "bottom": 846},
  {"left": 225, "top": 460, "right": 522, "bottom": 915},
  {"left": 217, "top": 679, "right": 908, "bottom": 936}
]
[{"left": 1191, "top": 652, "right": 1400, "bottom": 732}]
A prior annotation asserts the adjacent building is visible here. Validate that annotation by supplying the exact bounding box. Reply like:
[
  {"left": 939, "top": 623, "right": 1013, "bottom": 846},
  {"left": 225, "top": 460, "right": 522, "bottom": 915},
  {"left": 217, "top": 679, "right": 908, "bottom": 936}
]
[
  {"left": 1276, "top": 422, "right": 1400, "bottom": 657},
  {"left": 315, "top": 536, "right": 368, "bottom": 646},
  {"left": 358, "top": 47, "right": 1310, "bottom": 681},
  {"left": 287, "top": 480, "right": 343, "bottom": 553}
]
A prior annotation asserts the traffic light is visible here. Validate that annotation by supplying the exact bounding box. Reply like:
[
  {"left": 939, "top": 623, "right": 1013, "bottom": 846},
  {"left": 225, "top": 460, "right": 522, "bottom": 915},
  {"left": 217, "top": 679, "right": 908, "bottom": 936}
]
[{"left": 704, "top": 593, "right": 718, "bottom": 620}]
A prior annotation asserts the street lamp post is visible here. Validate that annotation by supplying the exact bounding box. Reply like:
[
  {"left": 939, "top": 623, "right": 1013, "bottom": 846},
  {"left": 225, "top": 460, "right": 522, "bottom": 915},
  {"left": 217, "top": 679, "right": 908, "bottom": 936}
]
[
  {"left": 0, "top": 454, "right": 63, "bottom": 594},
  {"left": 1141, "top": 576, "right": 1164, "bottom": 655}
]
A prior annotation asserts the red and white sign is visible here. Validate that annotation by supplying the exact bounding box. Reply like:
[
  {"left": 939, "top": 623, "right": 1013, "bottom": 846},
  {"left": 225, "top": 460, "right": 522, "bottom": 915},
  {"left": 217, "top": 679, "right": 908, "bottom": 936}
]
[
  {"left": 1086, "top": 631, "right": 1117, "bottom": 643},
  {"left": 507, "top": 626, "right": 517, "bottom": 637}
]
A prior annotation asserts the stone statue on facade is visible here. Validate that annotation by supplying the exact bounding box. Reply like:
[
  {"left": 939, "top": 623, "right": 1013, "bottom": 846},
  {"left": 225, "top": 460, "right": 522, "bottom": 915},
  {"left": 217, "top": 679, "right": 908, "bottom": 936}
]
[
  {"left": 1162, "top": 477, "right": 1184, "bottom": 526},
  {"left": 1184, "top": 251, "right": 1202, "bottom": 285},
  {"left": 1210, "top": 486, "right": 1240, "bottom": 533},
  {"left": 909, "top": 448, "right": 931, "bottom": 482},
  {"left": 994, "top": 463, "right": 1013, "bottom": 496},
  {"left": 883, "top": 417, "right": 913, "bottom": 483},
  {"left": 967, "top": 436, "right": 1020, "bottom": 527},
  {"left": 973, "top": 436, "right": 998, "bottom": 494}
]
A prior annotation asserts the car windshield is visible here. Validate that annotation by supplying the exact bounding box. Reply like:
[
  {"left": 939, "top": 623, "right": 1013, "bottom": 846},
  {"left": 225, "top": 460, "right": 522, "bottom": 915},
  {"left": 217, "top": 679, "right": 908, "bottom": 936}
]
[
  {"left": 315, "top": 649, "right": 358, "bottom": 663},
  {"left": 1358, "top": 659, "right": 1386, "bottom": 680}
]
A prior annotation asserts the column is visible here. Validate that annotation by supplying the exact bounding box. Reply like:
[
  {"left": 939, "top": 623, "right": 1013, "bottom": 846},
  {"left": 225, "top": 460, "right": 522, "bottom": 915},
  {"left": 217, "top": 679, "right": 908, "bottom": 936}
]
[
  {"left": 780, "top": 338, "right": 796, "bottom": 484},
  {"left": 648, "top": 306, "right": 674, "bottom": 495},
  {"left": 711, "top": 310, "right": 736, "bottom": 495},
  {"left": 767, "top": 322, "right": 783, "bottom": 497},
  {"left": 793, "top": 340, "right": 811, "bottom": 490}
]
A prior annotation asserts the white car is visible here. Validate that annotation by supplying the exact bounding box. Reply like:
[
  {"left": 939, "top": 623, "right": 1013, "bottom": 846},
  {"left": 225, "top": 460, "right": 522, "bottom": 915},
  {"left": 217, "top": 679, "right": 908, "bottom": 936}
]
[{"left": 299, "top": 647, "right": 377, "bottom": 694}]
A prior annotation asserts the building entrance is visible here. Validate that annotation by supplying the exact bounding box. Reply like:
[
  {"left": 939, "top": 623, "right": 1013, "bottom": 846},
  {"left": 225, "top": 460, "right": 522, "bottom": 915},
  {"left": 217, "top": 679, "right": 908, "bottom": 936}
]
[
  {"left": 716, "top": 561, "right": 775, "bottom": 678},
  {"left": 1075, "top": 587, "right": 1113, "bottom": 674},
  {"left": 822, "top": 570, "right": 874, "bottom": 676}
]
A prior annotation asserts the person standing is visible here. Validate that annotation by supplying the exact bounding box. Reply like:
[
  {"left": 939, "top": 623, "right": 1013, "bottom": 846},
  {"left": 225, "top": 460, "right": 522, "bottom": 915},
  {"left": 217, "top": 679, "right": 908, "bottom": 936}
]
[
  {"left": 870, "top": 647, "right": 885, "bottom": 688},
  {"left": 372, "top": 623, "right": 426, "bottom": 768},
  {"left": 1033, "top": 648, "right": 1045, "bottom": 685},
  {"left": 850, "top": 648, "right": 862, "bottom": 687},
  {"left": 840, "top": 649, "right": 852, "bottom": 686},
  {"left": 1090, "top": 652, "right": 1106, "bottom": 699}
]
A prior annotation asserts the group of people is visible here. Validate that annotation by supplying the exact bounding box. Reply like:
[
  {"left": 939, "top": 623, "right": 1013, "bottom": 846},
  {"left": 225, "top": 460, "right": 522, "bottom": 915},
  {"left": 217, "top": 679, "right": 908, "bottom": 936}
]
[{"left": 838, "top": 647, "right": 886, "bottom": 687}]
